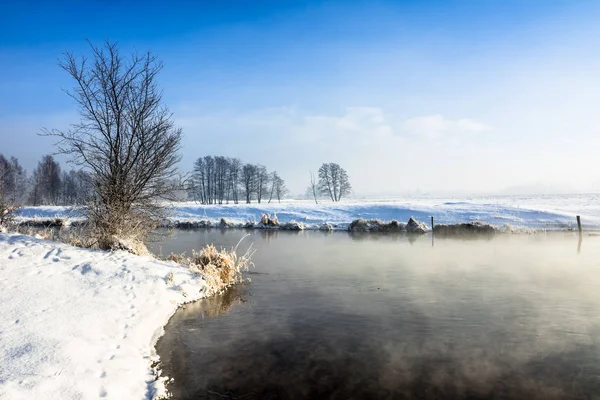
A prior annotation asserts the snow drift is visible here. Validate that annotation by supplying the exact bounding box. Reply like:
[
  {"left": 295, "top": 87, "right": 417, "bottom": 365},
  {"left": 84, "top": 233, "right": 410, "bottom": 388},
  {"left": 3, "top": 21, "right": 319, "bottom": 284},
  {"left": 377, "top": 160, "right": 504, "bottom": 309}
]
[{"left": 0, "top": 233, "right": 207, "bottom": 400}]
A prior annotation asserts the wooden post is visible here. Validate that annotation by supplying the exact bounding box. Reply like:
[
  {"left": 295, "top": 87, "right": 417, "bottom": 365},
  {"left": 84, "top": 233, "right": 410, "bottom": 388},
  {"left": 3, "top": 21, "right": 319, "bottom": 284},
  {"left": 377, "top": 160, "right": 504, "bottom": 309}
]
[
  {"left": 577, "top": 215, "right": 582, "bottom": 234},
  {"left": 431, "top": 216, "right": 435, "bottom": 247}
]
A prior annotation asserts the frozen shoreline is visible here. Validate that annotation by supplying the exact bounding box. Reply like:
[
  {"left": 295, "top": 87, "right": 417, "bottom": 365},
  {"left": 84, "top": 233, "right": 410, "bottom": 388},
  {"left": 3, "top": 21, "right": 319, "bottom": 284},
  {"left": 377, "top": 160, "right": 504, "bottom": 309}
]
[
  {"left": 0, "top": 233, "right": 207, "bottom": 400},
  {"left": 13, "top": 195, "right": 600, "bottom": 231}
]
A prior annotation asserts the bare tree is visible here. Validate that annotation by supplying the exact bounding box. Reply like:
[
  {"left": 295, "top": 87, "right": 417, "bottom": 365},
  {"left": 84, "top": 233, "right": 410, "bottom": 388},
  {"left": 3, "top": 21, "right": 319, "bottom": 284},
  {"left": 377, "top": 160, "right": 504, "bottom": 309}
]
[
  {"left": 268, "top": 171, "right": 288, "bottom": 203},
  {"left": 43, "top": 41, "right": 182, "bottom": 249},
  {"left": 309, "top": 171, "right": 319, "bottom": 204},
  {"left": 228, "top": 158, "right": 242, "bottom": 204},
  {"left": 0, "top": 155, "right": 11, "bottom": 205},
  {"left": 317, "top": 163, "right": 351, "bottom": 202},
  {"left": 9, "top": 157, "right": 27, "bottom": 205},
  {"left": 28, "top": 155, "right": 62, "bottom": 205},
  {"left": 255, "top": 165, "right": 269, "bottom": 204},
  {"left": 29, "top": 168, "right": 42, "bottom": 207},
  {"left": 273, "top": 172, "right": 288, "bottom": 203},
  {"left": 192, "top": 157, "right": 207, "bottom": 204},
  {"left": 0, "top": 156, "right": 27, "bottom": 205},
  {"left": 43, "top": 155, "right": 62, "bottom": 205},
  {"left": 241, "top": 164, "right": 256, "bottom": 204},
  {"left": 0, "top": 156, "right": 11, "bottom": 225},
  {"left": 0, "top": 156, "right": 17, "bottom": 227}
]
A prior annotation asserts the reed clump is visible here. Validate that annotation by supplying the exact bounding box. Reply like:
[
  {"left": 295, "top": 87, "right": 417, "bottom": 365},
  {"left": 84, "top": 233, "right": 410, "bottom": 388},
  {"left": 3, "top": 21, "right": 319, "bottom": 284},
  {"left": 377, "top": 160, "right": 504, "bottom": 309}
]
[{"left": 166, "top": 236, "right": 254, "bottom": 296}]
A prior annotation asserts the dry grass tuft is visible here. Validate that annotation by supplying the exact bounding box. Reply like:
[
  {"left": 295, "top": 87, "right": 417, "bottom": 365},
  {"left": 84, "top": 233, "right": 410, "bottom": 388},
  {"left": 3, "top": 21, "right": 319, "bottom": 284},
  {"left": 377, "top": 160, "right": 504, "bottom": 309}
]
[
  {"left": 96, "top": 235, "right": 150, "bottom": 256},
  {"left": 62, "top": 232, "right": 98, "bottom": 249},
  {"left": 5, "top": 221, "right": 149, "bottom": 255},
  {"left": 7, "top": 224, "right": 54, "bottom": 240},
  {"left": 260, "top": 214, "right": 279, "bottom": 227},
  {"left": 166, "top": 235, "right": 254, "bottom": 296}
]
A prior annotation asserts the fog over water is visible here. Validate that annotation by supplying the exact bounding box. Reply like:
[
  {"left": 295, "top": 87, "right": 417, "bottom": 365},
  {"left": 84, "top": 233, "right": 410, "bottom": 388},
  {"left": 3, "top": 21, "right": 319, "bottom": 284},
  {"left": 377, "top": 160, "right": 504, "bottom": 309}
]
[{"left": 153, "top": 230, "right": 600, "bottom": 399}]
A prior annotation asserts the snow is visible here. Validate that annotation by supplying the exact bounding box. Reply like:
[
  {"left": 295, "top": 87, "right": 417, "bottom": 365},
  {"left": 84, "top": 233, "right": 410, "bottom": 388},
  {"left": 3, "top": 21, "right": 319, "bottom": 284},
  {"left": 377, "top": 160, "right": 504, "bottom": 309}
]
[
  {"left": 0, "top": 233, "right": 206, "bottom": 400},
  {"left": 14, "top": 205, "right": 84, "bottom": 222},
  {"left": 15, "top": 194, "right": 600, "bottom": 230}
]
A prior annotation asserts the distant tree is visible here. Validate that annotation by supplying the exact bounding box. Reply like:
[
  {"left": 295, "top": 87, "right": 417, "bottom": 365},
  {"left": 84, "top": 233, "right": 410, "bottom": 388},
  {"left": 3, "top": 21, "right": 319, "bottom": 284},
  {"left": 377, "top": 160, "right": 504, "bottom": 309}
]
[
  {"left": 0, "top": 156, "right": 27, "bottom": 206},
  {"left": 309, "top": 171, "right": 319, "bottom": 204},
  {"left": 60, "top": 169, "right": 92, "bottom": 205},
  {"left": 228, "top": 158, "right": 242, "bottom": 204},
  {"left": 242, "top": 164, "right": 257, "bottom": 204},
  {"left": 74, "top": 169, "right": 93, "bottom": 204},
  {"left": 269, "top": 172, "right": 288, "bottom": 203},
  {"left": 0, "top": 155, "right": 10, "bottom": 205},
  {"left": 317, "top": 163, "right": 351, "bottom": 202},
  {"left": 255, "top": 165, "right": 269, "bottom": 204},
  {"left": 61, "top": 170, "right": 76, "bottom": 205},
  {"left": 0, "top": 155, "right": 22, "bottom": 226},
  {"left": 29, "top": 168, "right": 42, "bottom": 207},
  {"left": 192, "top": 157, "right": 207, "bottom": 204},
  {"left": 43, "top": 41, "right": 182, "bottom": 248},
  {"left": 30, "top": 155, "right": 62, "bottom": 205},
  {"left": 215, "top": 156, "right": 228, "bottom": 204},
  {"left": 0, "top": 155, "right": 11, "bottom": 202},
  {"left": 8, "top": 157, "right": 27, "bottom": 205}
]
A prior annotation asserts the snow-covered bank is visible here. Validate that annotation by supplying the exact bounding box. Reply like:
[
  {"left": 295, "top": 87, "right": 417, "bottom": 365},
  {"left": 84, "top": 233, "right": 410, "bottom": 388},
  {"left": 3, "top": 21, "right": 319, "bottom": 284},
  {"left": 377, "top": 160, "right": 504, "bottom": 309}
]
[
  {"left": 0, "top": 233, "right": 206, "bottom": 400},
  {"left": 14, "top": 205, "right": 85, "bottom": 223},
  {"left": 15, "top": 194, "right": 600, "bottom": 230}
]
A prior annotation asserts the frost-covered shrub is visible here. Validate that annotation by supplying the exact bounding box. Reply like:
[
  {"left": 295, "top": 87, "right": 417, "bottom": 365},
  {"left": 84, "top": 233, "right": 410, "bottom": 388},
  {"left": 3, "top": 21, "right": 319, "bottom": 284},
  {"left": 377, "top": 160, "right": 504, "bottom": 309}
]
[
  {"left": 433, "top": 221, "right": 499, "bottom": 236},
  {"left": 280, "top": 221, "right": 305, "bottom": 231},
  {"left": 319, "top": 223, "right": 333, "bottom": 232},
  {"left": 381, "top": 220, "right": 405, "bottom": 232},
  {"left": 349, "top": 218, "right": 370, "bottom": 232},
  {"left": 349, "top": 218, "right": 405, "bottom": 233},
  {"left": 406, "top": 217, "right": 428, "bottom": 234}
]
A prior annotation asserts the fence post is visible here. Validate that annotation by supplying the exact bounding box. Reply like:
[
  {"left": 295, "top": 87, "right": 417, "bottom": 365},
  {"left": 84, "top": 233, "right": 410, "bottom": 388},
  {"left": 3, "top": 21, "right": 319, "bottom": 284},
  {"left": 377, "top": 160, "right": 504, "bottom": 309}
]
[
  {"left": 577, "top": 215, "right": 582, "bottom": 234},
  {"left": 431, "top": 216, "right": 434, "bottom": 232}
]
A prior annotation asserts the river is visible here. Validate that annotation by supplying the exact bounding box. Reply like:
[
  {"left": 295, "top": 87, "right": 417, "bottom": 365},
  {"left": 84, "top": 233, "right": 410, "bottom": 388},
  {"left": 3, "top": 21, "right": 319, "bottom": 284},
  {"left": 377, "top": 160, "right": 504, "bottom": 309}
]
[{"left": 152, "top": 230, "right": 600, "bottom": 399}]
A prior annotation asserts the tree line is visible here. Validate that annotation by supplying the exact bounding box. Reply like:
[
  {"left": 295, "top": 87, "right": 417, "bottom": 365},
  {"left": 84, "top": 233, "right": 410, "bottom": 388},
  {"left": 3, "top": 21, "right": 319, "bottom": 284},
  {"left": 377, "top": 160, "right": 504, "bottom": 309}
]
[
  {"left": 188, "top": 156, "right": 288, "bottom": 204},
  {"left": 0, "top": 153, "right": 92, "bottom": 206},
  {"left": 1, "top": 151, "right": 353, "bottom": 208}
]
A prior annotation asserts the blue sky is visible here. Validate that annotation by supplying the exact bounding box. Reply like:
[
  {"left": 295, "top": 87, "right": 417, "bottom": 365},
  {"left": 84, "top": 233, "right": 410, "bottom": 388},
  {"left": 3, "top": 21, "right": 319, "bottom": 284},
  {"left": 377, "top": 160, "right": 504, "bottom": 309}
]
[{"left": 2, "top": 0, "right": 600, "bottom": 195}]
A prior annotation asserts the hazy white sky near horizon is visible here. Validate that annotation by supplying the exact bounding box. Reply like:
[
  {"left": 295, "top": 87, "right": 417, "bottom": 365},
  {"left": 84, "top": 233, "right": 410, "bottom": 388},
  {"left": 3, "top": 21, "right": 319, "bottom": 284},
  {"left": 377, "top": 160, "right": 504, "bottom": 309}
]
[{"left": 2, "top": 1, "right": 600, "bottom": 196}]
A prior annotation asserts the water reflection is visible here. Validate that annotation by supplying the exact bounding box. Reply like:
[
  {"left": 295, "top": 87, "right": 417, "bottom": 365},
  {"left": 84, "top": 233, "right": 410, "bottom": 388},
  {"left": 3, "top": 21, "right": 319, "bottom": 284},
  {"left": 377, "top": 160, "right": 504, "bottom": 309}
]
[
  {"left": 154, "top": 231, "right": 600, "bottom": 400},
  {"left": 174, "top": 284, "right": 248, "bottom": 320}
]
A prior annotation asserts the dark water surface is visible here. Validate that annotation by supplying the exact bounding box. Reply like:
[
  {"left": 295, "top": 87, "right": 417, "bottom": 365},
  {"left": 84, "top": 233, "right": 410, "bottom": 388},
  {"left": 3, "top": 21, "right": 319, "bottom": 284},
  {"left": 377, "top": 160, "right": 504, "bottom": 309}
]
[{"left": 151, "top": 230, "right": 600, "bottom": 400}]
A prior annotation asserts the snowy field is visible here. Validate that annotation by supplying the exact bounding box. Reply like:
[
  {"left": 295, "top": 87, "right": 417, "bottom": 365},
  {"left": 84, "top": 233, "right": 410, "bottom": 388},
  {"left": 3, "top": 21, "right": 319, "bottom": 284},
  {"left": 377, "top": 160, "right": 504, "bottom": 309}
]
[
  {"left": 0, "top": 234, "right": 206, "bottom": 400},
  {"left": 15, "top": 193, "right": 600, "bottom": 230}
]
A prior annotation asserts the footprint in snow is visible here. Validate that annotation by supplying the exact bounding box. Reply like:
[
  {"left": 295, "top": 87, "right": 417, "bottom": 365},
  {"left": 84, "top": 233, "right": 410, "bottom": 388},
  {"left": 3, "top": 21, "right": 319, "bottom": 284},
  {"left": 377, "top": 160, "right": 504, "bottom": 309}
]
[
  {"left": 8, "top": 248, "right": 24, "bottom": 259},
  {"left": 43, "top": 249, "right": 55, "bottom": 260},
  {"left": 72, "top": 263, "right": 99, "bottom": 275}
]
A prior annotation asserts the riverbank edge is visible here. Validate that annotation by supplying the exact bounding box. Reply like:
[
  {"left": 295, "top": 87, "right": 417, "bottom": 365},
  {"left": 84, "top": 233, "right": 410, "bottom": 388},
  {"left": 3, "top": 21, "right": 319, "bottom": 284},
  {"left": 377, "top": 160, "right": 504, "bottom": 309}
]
[
  {"left": 11, "top": 216, "right": 589, "bottom": 235},
  {"left": 0, "top": 232, "right": 211, "bottom": 400}
]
